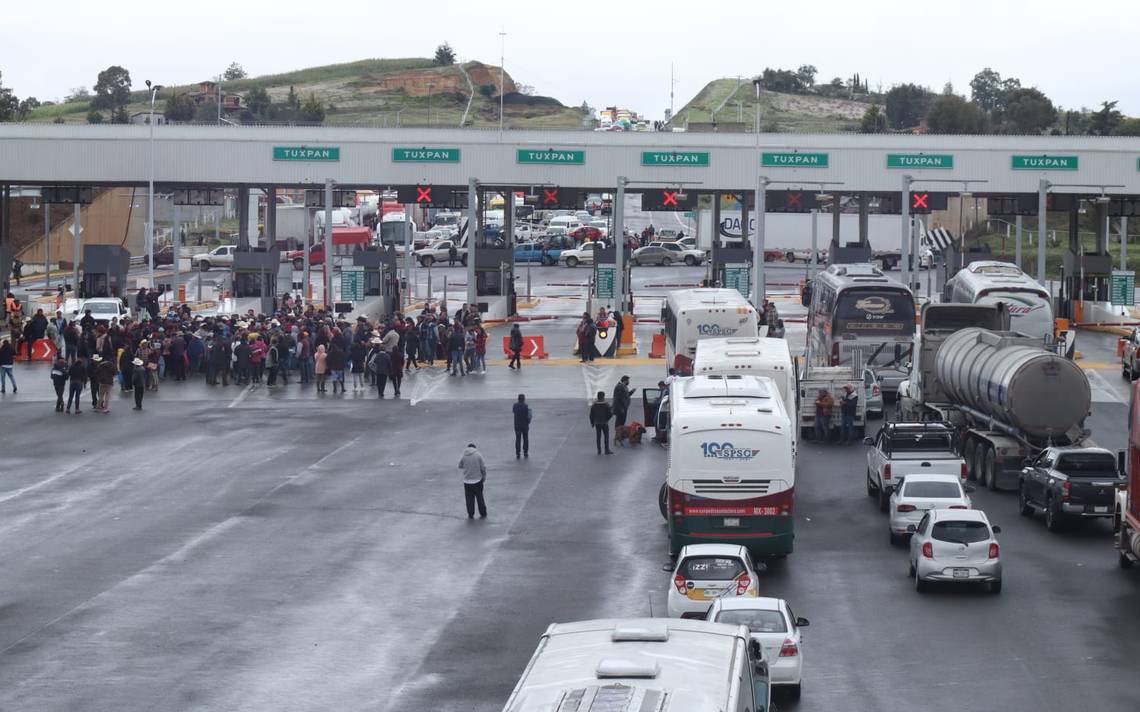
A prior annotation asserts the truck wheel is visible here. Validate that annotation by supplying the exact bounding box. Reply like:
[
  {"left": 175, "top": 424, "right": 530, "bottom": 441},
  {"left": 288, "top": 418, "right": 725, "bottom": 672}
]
[
  {"left": 661, "top": 256, "right": 672, "bottom": 266},
  {"left": 198, "top": 261, "right": 211, "bottom": 272},
  {"left": 786, "top": 251, "right": 796, "bottom": 263},
  {"left": 460, "top": 255, "right": 468, "bottom": 266},
  {"left": 983, "top": 448, "right": 998, "bottom": 491},
  {"left": 1045, "top": 498, "right": 1064, "bottom": 532},
  {"left": 878, "top": 482, "right": 890, "bottom": 513},
  {"left": 915, "top": 571, "right": 928, "bottom": 593},
  {"left": 963, "top": 440, "right": 977, "bottom": 481},
  {"left": 566, "top": 256, "right": 579, "bottom": 267},
  {"left": 292, "top": 258, "right": 304, "bottom": 271},
  {"left": 866, "top": 469, "right": 876, "bottom": 497},
  {"left": 684, "top": 255, "right": 697, "bottom": 266},
  {"left": 420, "top": 255, "right": 434, "bottom": 267},
  {"left": 658, "top": 482, "right": 668, "bottom": 521},
  {"left": 1018, "top": 482, "right": 1034, "bottom": 516}
]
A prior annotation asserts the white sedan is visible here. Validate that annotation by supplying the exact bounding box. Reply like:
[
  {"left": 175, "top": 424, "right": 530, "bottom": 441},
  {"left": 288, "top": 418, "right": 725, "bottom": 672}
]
[
  {"left": 888, "top": 474, "right": 974, "bottom": 545},
  {"left": 706, "top": 597, "right": 808, "bottom": 699},
  {"left": 559, "top": 241, "right": 606, "bottom": 267},
  {"left": 666, "top": 544, "right": 762, "bottom": 619}
]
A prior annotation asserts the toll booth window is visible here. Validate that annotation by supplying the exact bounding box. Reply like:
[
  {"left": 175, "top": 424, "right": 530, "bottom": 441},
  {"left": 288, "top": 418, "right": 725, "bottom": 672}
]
[{"left": 234, "top": 273, "right": 274, "bottom": 298}]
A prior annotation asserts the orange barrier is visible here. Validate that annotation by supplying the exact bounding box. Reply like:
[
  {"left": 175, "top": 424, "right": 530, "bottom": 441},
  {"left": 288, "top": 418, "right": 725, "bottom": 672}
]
[
  {"left": 20, "top": 338, "right": 57, "bottom": 362},
  {"left": 650, "top": 332, "right": 666, "bottom": 359},
  {"left": 502, "top": 335, "right": 549, "bottom": 359},
  {"left": 1120, "top": 338, "right": 1127, "bottom": 358},
  {"left": 178, "top": 285, "right": 187, "bottom": 303},
  {"left": 620, "top": 314, "right": 635, "bottom": 347}
]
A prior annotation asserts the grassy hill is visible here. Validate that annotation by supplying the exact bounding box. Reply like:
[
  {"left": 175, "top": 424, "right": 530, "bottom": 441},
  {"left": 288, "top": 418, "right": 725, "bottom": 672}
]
[
  {"left": 672, "top": 78, "right": 873, "bottom": 133},
  {"left": 27, "top": 58, "right": 588, "bottom": 130}
]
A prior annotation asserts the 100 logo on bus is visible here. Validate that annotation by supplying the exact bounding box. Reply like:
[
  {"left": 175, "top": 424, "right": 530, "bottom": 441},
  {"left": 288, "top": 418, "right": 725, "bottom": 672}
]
[
  {"left": 701, "top": 442, "right": 761, "bottom": 460},
  {"left": 696, "top": 324, "right": 738, "bottom": 336}
]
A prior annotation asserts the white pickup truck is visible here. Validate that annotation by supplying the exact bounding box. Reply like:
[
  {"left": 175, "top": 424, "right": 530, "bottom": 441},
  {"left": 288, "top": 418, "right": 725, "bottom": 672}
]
[
  {"left": 865, "top": 421, "right": 966, "bottom": 512},
  {"left": 191, "top": 245, "right": 236, "bottom": 272}
]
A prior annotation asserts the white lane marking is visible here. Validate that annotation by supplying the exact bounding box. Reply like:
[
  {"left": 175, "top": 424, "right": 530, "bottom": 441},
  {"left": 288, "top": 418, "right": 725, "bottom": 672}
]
[
  {"left": 226, "top": 383, "right": 255, "bottom": 408},
  {"left": 0, "top": 460, "right": 92, "bottom": 506},
  {"left": 1086, "top": 369, "right": 1124, "bottom": 404},
  {"left": 407, "top": 367, "right": 450, "bottom": 406}
]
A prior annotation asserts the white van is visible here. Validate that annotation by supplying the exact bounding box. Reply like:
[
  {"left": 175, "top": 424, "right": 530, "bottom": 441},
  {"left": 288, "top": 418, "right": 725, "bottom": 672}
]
[
  {"left": 502, "top": 618, "right": 772, "bottom": 712},
  {"left": 547, "top": 215, "right": 584, "bottom": 233},
  {"left": 694, "top": 337, "right": 798, "bottom": 461}
]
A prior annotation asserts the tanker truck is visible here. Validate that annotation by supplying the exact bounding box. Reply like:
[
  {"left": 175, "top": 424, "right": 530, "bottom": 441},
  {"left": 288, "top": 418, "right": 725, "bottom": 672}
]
[
  {"left": 1117, "top": 381, "right": 1140, "bottom": 569},
  {"left": 897, "top": 302, "right": 1092, "bottom": 491}
]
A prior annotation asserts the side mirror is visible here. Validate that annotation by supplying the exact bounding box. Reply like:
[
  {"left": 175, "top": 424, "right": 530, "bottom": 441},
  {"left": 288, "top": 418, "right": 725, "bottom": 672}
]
[
  {"left": 795, "top": 617, "right": 810, "bottom": 627},
  {"left": 906, "top": 524, "right": 917, "bottom": 533},
  {"left": 863, "top": 437, "right": 874, "bottom": 446},
  {"left": 992, "top": 525, "right": 1002, "bottom": 534}
]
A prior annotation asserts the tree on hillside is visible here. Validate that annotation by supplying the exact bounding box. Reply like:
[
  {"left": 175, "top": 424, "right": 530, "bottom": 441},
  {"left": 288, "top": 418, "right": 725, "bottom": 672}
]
[
  {"left": 17, "top": 97, "right": 40, "bottom": 120},
  {"left": 91, "top": 65, "right": 132, "bottom": 123},
  {"left": 195, "top": 101, "right": 219, "bottom": 124},
  {"left": 223, "top": 62, "right": 247, "bottom": 81},
  {"left": 245, "top": 86, "right": 271, "bottom": 118},
  {"left": 434, "top": 43, "right": 456, "bottom": 66},
  {"left": 1089, "top": 100, "right": 1123, "bottom": 135},
  {"left": 942, "top": 81, "right": 954, "bottom": 96},
  {"left": 816, "top": 77, "right": 846, "bottom": 98},
  {"left": 478, "top": 84, "right": 495, "bottom": 99},
  {"left": 1002, "top": 88, "right": 1056, "bottom": 134},
  {"left": 285, "top": 85, "right": 300, "bottom": 112},
  {"left": 298, "top": 94, "right": 325, "bottom": 124},
  {"left": 796, "top": 65, "right": 817, "bottom": 88},
  {"left": 66, "top": 86, "right": 91, "bottom": 102},
  {"left": 925, "top": 94, "right": 987, "bottom": 134},
  {"left": 1061, "top": 109, "right": 1091, "bottom": 136},
  {"left": 163, "top": 93, "right": 196, "bottom": 122},
  {"left": 884, "top": 83, "right": 932, "bottom": 129},
  {"left": 0, "top": 72, "right": 19, "bottom": 121},
  {"left": 86, "top": 109, "right": 104, "bottom": 124},
  {"left": 1113, "top": 118, "right": 1140, "bottom": 136},
  {"left": 859, "top": 104, "right": 889, "bottom": 133},
  {"left": 969, "top": 68, "right": 1004, "bottom": 113},
  {"left": 761, "top": 68, "right": 805, "bottom": 94}
]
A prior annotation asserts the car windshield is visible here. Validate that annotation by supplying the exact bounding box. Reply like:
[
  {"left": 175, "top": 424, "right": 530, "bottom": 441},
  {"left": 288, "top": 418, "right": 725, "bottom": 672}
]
[
  {"left": 680, "top": 556, "right": 745, "bottom": 580},
  {"left": 1055, "top": 453, "right": 1117, "bottom": 477},
  {"left": 86, "top": 302, "right": 119, "bottom": 314},
  {"left": 932, "top": 520, "right": 990, "bottom": 544},
  {"left": 889, "top": 433, "right": 953, "bottom": 451},
  {"left": 903, "top": 481, "right": 962, "bottom": 498},
  {"left": 715, "top": 609, "right": 787, "bottom": 633}
]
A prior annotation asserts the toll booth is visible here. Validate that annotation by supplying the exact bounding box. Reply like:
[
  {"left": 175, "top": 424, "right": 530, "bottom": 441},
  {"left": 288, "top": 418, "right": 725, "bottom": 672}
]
[
  {"left": 351, "top": 245, "right": 398, "bottom": 316},
  {"left": 829, "top": 193, "right": 873, "bottom": 265},
  {"left": 232, "top": 249, "right": 281, "bottom": 314},
  {"left": 1059, "top": 200, "right": 1114, "bottom": 318},
  {"left": 474, "top": 233, "right": 514, "bottom": 315},
  {"left": 594, "top": 243, "right": 632, "bottom": 307},
  {"left": 81, "top": 245, "right": 130, "bottom": 298}
]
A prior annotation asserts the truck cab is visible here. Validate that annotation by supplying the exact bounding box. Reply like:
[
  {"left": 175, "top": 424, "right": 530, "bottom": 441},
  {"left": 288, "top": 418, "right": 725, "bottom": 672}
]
[
  {"left": 1019, "top": 447, "right": 1126, "bottom": 532},
  {"left": 865, "top": 422, "right": 966, "bottom": 513}
]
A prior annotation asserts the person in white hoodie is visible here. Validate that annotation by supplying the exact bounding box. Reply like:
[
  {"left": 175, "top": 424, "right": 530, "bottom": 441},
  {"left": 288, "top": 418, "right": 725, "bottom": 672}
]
[{"left": 458, "top": 442, "right": 488, "bottom": 519}]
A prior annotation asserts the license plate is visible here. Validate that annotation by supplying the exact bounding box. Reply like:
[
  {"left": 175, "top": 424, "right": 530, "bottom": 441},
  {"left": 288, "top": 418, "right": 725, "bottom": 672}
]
[
  {"left": 692, "top": 588, "right": 723, "bottom": 600},
  {"left": 1094, "top": 506, "right": 1108, "bottom": 513},
  {"left": 952, "top": 568, "right": 970, "bottom": 578},
  {"left": 723, "top": 517, "right": 741, "bottom": 527}
]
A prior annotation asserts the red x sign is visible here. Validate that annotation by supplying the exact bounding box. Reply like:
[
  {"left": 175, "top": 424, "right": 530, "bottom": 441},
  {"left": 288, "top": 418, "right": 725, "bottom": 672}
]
[
  {"left": 543, "top": 188, "right": 560, "bottom": 206},
  {"left": 416, "top": 186, "right": 432, "bottom": 203},
  {"left": 662, "top": 190, "right": 679, "bottom": 207},
  {"left": 787, "top": 192, "right": 802, "bottom": 208},
  {"left": 911, "top": 192, "right": 929, "bottom": 210}
]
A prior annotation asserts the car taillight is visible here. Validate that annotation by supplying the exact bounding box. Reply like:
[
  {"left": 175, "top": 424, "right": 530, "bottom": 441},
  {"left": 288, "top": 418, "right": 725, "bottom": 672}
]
[
  {"left": 883, "top": 464, "right": 892, "bottom": 480},
  {"left": 872, "top": 384, "right": 881, "bottom": 396},
  {"left": 673, "top": 575, "right": 687, "bottom": 594},
  {"left": 1118, "top": 481, "right": 1129, "bottom": 490},
  {"left": 735, "top": 575, "right": 751, "bottom": 595},
  {"left": 988, "top": 543, "right": 1000, "bottom": 559},
  {"left": 779, "top": 639, "right": 799, "bottom": 657},
  {"left": 960, "top": 462, "right": 968, "bottom": 478},
  {"left": 896, "top": 503, "right": 916, "bottom": 512},
  {"left": 921, "top": 542, "right": 933, "bottom": 559},
  {"left": 1062, "top": 480, "right": 1071, "bottom": 502},
  {"left": 831, "top": 343, "right": 839, "bottom": 366},
  {"left": 948, "top": 505, "right": 968, "bottom": 509}
]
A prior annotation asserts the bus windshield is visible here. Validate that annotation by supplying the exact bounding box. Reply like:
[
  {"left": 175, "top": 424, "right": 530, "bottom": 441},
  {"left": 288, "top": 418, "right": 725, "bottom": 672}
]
[{"left": 834, "top": 289, "right": 915, "bottom": 333}]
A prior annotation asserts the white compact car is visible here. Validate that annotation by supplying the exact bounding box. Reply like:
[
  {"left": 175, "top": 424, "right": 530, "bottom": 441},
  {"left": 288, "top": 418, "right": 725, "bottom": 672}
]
[
  {"left": 666, "top": 544, "right": 763, "bottom": 619},
  {"left": 908, "top": 509, "right": 1002, "bottom": 594},
  {"left": 888, "top": 474, "right": 974, "bottom": 545},
  {"left": 706, "top": 596, "right": 809, "bottom": 699}
]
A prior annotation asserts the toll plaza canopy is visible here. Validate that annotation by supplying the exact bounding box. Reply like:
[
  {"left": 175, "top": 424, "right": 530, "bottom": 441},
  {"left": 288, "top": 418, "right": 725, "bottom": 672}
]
[{"left": 2, "top": 124, "right": 1140, "bottom": 194}]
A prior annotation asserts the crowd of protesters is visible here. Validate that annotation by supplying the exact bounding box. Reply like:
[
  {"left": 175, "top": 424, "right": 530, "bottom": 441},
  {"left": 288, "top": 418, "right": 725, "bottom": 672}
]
[{"left": 1, "top": 288, "right": 502, "bottom": 411}]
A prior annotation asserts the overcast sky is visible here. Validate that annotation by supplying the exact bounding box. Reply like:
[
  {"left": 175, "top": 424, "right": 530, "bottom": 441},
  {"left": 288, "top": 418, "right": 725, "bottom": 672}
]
[{"left": 3, "top": 0, "right": 1139, "bottom": 119}]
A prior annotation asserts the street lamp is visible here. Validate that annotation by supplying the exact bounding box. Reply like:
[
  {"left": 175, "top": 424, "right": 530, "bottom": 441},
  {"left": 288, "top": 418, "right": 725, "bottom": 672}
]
[
  {"left": 145, "top": 80, "right": 163, "bottom": 291},
  {"left": 751, "top": 77, "right": 763, "bottom": 137}
]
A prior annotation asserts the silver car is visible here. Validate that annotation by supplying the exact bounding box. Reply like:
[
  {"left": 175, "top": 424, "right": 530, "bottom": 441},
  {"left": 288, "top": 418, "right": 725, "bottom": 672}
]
[
  {"left": 888, "top": 474, "right": 973, "bottom": 545},
  {"left": 908, "top": 509, "right": 1002, "bottom": 594}
]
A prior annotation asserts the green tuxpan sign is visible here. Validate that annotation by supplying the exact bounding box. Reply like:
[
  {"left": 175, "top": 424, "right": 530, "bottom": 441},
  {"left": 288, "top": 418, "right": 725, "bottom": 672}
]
[
  {"left": 642, "top": 151, "right": 709, "bottom": 166},
  {"left": 517, "top": 149, "right": 585, "bottom": 164},
  {"left": 392, "top": 147, "right": 461, "bottom": 162},
  {"left": 762, "top": 152, "right": 828, "bottom": 167},
  {"left": 1011, "top": 155, "right": 1079, "bottom": 171},
  {"left": 887, "top": 153, "right": 953, "bottom": 169},
  {"left": 273, "top": 146, "right": 340, "bottom": 161}
]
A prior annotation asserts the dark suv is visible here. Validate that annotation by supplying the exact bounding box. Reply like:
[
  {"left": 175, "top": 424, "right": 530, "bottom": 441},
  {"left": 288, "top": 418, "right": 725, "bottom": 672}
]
[{"left": 1019, "top": 447, "right": 1125, "bottom": 532}]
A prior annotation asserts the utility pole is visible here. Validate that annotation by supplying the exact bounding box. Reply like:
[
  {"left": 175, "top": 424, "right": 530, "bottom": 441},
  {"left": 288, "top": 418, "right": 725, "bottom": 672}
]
[
  {"left": 499, "top": 28, "right": 507, "bottom": 132},
  {"left": 324, "top": 179, "right": 334, "bottom": 309},
  {"left": 44, "top": 202, "right": 50, "bottom": 289}
]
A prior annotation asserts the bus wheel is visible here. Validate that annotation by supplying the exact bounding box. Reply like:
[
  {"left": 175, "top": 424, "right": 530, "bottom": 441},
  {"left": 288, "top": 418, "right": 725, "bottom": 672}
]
[{"left": 658, "top": 482, "right": 668, "bottom": 521}]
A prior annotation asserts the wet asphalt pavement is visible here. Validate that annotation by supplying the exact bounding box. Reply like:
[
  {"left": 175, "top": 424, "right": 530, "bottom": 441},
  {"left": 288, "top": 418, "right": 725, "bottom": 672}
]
[{"left": 1, "top": 267, "right": 1139, "bottom": 711}]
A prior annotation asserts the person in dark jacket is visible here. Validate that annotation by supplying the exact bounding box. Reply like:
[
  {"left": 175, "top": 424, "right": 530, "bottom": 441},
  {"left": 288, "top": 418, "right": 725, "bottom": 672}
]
[
  {"left": 94, "top": 354, "right": 116, "bottom": 413},
  {"left": 404, "top": 319, "right": 420, "bottom": 371},
  {"left": 209, "top": 335, "right": 231, "bottom": 386},
  {"left": 839, "top": 383, "right": 859, "bottom": 444},
  {"left": 612, "top": 375, "right": 635, "bottom": 429},
  {"left": 368, "top": 341, "right": 392, "bottom": 398},
  {"left": 447, "top": 325, "right": 466, "bottom": 376},
  {"left": 448, "top": 242, "right": 459, "bottom": 267},
  {"left": 131, "top": 357, "right": 147, "bottom": 410},
  {"left": 349, "top": 340, "right": 366, "bottom": 391},
  {"left": 389, "top": 345, "right": 404, "bottom": 398},
  {"left": 512, "top": 393, "right": 532, "bottom": 459},
  {"left": 66, "top": 356, "right": 87, "bottom": 413},
  {"left": 508, "top": 323, "right": 524, "bottom": 370},
  {"left": 233, "top": 338, "right": 252, "bottom": 386},
  {"left": 87, "top": 351, "right": 100, "bottom": 408},
  {"left": 0, "top": 337, "right": 15, "bottom": 393},
  {"left": 589, "top": 391, "right": 614, "bottom": 455},
  {"left": 326, "top": 341, "right": 347, "bottom": 394},
  {"left": 50, "top": 355, "right": 68, "bottom": 411}
]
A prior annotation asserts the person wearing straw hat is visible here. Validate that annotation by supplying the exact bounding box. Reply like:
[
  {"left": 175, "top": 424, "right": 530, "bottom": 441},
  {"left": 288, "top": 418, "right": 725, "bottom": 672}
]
[
  {"left": 131, "top": 357, "right": 147, "bottom": 410},
  {"left": 94, "top": 354, "right": 116, "bottom": 413}
]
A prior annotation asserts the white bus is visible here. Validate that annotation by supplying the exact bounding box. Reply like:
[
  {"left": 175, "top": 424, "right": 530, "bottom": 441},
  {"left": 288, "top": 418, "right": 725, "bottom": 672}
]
[
  {"left": 694, "top": 337, "right": 798, "bottom": 461},
  {"left": 942, "top": 260, "right": 1053, "bottom": 341},
  {"left": 502, "top": 618, "right": 772, "bottom": 712},
  {"left": 803, "top": 263, "right": 915, "bottom": 395},
  {"left": 663, "top": 289, "right": 759, "bottom": 375},
  {"left": 665, "top": 375, "right": 795, "bottom": 557}
]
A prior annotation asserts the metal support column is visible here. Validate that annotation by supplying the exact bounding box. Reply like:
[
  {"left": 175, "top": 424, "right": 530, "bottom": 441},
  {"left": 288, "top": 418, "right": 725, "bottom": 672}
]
[
  {"left": 466, "top": 178, "right": 477, "bottom": 307},
  {"left": 72, "top": 203, "right": 81, "bottom": 296},
  {"left": 44, "top": 202, "right": 51, "bottom": 289},
  {"left": 323, "top": 179, "right": 333, "bottom": 309},
  {"left": 404, "top": 203, "right": 414, "bottom": 308},
  {"left": 614, "top": 178, "right": 626, "bottom": 309},
  {"left": 710, "top": 194, "right": 722, "bottom": 284},
  {"left": 265, "top": 187, "right": 277, "bottom": 249},
  {"left": 832, "top": 196, "right": 841, "bottom": 247},
  {"left": 809, "top": 209, "right": 818, "bottom": 280},
  {"left": 740, "top": 191, "right": 750, "bottom": 252},
  {"left": 1121, "top": 216, "right": 1128, "bottom": 271},
  {"left": 753, "top": 176, "right": 768, "bottom": 306},
  {"left": 1037, "top": 179, "right": 1049, "bottom": 285},
  {"left": 236, "top": 188, "right": 250, "bottom": 251},
  {"left": 505, "top": 191, "right": 517, "bottom": 310},
  {"left": 858, "top": 192, "right": 869, "bottom": 247},
  {"left": 303, "top": 205, "right": 311, "bottom": 301},
  {"left": 1015, "top": 215, "right": 1022, "bottom": 271},
  {"left": 172, "top": 204, "right": 181, "bottom": 305},
  {"left": 900, "top": 176, "right": 912, "bottom": 288}
]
